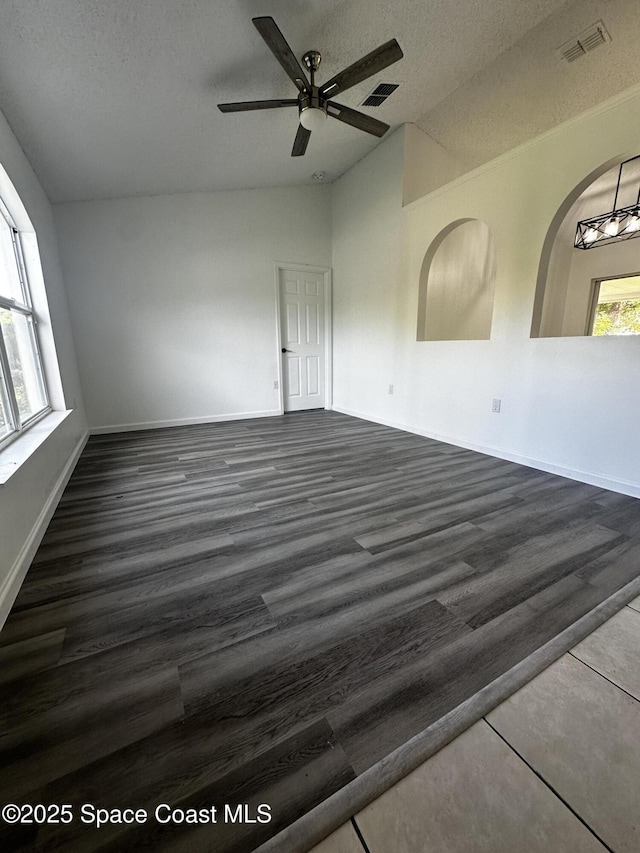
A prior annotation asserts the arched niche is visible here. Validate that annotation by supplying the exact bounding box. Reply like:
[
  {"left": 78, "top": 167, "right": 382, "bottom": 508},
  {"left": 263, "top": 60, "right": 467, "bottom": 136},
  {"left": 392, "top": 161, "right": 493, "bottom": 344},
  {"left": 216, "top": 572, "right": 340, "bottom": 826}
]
[
  {"left": 531, "top": 154, "right": 640, "bottom": 338},
  {"left": 417, "top": 218, "right": 496, "bottom": 341}
]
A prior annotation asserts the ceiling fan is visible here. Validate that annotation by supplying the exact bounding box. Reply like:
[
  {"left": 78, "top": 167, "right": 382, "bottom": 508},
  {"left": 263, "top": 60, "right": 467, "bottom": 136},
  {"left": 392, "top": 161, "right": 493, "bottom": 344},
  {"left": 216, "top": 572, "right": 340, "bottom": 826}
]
[{"left": 218, "top": 17, "right": 403, "bottom": 156}]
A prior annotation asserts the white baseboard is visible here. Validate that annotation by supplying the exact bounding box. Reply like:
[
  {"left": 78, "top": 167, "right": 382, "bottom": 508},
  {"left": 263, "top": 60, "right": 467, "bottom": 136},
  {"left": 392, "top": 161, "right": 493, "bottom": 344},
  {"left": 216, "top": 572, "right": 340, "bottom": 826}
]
[
  {"left": 90, "top": 409, "right": 282, "bottom": 435},
  {"left": 332, "top": 405, "right": 640, "bottom": 499},
  {"left": 0, "top": 430, "right": 89, "bottom": 629}
]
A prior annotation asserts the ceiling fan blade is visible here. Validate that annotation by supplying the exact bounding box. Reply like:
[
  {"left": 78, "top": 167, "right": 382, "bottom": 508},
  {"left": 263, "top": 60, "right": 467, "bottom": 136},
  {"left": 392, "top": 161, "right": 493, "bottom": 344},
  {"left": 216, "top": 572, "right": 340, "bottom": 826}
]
[
  {"left": 326, "top": 101, "right": 390, "bottom": 137},
  {"left": 320, "top": 39, "right": 403, "bottom": 98},
  {"left": 253, "top": 17, "right": 309, "bottom": 92},
  {"left": 218, "top": 99, "right": 298, "bottom": 113},
  {"left": 292, "top": 124, "right": 311, "bottom": 157}
]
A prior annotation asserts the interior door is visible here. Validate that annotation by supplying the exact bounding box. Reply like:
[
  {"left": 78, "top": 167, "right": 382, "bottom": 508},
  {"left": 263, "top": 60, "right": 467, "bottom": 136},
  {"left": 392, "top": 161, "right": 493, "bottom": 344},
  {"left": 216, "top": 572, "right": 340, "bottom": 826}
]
[{"left": 279, "top": 268, "right": 325, "bottom": 412}]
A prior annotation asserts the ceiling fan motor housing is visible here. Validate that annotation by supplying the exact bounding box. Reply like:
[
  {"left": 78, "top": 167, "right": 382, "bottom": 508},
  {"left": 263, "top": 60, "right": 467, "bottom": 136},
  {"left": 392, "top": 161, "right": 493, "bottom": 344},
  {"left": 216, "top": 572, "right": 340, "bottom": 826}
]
[
  {"left": 299, "top": 87, "right": 327, "bottom": 115},
  {"left": 300, "top": 50, "right": 325, "bottom": 123}
]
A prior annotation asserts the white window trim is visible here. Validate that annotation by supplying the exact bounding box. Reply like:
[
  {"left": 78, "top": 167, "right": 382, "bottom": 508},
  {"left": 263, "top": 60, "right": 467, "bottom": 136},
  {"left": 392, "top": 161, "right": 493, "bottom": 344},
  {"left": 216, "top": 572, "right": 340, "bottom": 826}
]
[
  {"left": 0, "top": 409, "right": 72, "bottom": 485},
  {"left": 586, "top": 271, "right": 640, "bottom": 336},
  {"left": 0, "top": 187, "right": 52, "bottom": 451}
]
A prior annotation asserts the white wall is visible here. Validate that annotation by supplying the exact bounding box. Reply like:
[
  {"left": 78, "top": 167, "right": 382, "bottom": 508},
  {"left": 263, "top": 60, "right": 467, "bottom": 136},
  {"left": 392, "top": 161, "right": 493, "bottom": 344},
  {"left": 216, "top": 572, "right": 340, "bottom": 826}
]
[
  {"left": 403, "top": 124, "right": 466, "bottom": 205},
  {"left": 54, "top": 186, "right": 332, "bottom": 431},
  {"left": 332, "top": 128, "right": 408, "bottom": 424},
  {"left": 0, "top": 108, "right": 87, "bottom": 622},
  {"left": 332, "top": 93, "right": 640, "bottom": 496},
  {"left": 537, "top": 212, "right": 576, "bottom": 337}
]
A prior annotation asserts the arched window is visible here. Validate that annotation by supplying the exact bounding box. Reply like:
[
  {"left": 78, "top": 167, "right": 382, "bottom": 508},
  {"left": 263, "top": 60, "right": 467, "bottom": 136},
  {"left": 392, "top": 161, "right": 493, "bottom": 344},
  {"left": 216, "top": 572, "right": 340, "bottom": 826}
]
[{"left": 417, "top": 219, "right": 496, "bottom": 342}]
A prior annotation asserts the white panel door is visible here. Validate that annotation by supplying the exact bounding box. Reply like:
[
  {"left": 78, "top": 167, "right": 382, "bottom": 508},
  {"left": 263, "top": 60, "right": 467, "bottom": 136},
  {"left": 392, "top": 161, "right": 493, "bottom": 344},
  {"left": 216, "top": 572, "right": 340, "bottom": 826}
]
[{"left": 279, "top": 268, "right": 325, "bottom": 412}]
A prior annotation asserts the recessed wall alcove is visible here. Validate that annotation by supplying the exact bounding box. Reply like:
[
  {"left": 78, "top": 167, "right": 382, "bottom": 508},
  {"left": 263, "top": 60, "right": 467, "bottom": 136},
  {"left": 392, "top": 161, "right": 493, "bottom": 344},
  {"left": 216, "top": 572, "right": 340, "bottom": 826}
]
[
  {"left": 416, "top": 218, "right": 496, "bottom": 341},
  {"left": 531, "top": 155, "right": 640, "bottom": 338}
]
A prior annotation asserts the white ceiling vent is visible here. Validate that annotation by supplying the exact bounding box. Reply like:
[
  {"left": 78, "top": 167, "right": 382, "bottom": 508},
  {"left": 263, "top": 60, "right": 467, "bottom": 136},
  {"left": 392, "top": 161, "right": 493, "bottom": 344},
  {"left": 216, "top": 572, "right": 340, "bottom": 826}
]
[{"left": 558, "top": 21, "right": 610, "bottom": 63}]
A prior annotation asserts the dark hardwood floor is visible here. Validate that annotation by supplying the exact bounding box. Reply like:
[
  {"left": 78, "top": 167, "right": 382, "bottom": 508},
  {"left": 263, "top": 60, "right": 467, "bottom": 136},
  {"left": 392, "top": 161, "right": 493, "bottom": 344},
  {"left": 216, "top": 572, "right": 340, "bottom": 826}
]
[{"left": 1, "top": 410, "right": 639, "bottom": 852}]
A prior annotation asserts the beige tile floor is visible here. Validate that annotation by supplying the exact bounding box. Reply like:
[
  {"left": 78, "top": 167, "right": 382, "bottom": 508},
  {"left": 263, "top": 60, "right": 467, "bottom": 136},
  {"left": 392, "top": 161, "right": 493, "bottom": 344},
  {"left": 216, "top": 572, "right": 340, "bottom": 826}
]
[{"left": 310, "top": 594, "right": 640, "bottom": 852}]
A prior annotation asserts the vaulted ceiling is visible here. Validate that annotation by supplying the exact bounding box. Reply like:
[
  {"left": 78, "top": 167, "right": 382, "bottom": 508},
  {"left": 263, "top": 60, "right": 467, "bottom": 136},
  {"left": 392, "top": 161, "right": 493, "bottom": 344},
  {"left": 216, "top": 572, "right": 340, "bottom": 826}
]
[{"left": 0, "top": 0, "right": 637, "bottom": 203}]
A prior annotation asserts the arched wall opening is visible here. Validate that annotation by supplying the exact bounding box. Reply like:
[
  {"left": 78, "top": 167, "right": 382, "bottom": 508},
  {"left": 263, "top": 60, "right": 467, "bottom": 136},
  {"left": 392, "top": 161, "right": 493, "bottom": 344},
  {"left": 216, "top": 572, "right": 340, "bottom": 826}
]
[
  {"left": 417, "top": 218, "right": 496, "bottom": 342},
  {"left": 531, "top": 154, "right": 640, "bottom": 338}
]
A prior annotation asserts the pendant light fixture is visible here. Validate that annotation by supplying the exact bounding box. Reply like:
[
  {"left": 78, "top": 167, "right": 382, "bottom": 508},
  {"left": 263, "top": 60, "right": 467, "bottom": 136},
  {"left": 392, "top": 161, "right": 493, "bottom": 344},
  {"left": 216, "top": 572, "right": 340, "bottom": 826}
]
[{"left": 575, "top": 155, "right": 640, "bottom": 249}]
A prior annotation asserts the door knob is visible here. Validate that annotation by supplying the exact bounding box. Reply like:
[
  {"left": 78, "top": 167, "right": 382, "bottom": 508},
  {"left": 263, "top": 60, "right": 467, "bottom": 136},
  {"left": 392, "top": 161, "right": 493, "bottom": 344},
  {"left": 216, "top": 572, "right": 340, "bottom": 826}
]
[{"left": 282, "top": 348, "right": 293, "bottom": 353}]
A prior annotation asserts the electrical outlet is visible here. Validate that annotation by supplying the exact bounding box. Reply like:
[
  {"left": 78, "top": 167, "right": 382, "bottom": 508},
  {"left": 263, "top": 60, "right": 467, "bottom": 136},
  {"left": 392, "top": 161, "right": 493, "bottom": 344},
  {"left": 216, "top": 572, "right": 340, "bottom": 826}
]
[
  {"left": 388, "top": 384, "right": 394, "bottom": 395},
  {"left": 492, "top": 398, "right": 501, "bottom": 413},
  {"left": 273, "top": 380, "right": 279, "bottom": 390}
]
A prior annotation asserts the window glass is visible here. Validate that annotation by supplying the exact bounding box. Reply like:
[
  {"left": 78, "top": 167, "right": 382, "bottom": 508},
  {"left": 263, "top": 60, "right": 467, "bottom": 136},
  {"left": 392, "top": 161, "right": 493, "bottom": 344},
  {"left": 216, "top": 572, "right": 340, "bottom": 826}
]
[
  {"left": 0, "top": 308, "right": 47, "bottom": 421},
  {"left": 0, "top": 374, "right": 13, "bottom": 440},
  {"left": 0, "top": 214, "right": 25, "bottom": 303}
]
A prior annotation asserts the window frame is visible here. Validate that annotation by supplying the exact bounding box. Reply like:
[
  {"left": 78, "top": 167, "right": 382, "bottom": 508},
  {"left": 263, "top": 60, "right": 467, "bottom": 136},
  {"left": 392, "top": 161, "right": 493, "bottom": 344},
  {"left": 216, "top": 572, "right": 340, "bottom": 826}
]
[
  {"left": 586, "top": 271, "right": 640, "bottom": 336},
  {"left": 0, "top": 199, "right": 51, "bottom": 450}
]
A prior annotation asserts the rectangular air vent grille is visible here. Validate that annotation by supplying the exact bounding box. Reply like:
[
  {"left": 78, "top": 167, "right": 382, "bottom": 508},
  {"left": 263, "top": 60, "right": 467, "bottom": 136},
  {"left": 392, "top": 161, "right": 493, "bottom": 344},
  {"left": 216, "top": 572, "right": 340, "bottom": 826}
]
[
  {"left": 558, "top": 21, "right": 610, "bottom": 63},
  {"left": 361, "top": 82, "right": 399, "bottom": 107}
]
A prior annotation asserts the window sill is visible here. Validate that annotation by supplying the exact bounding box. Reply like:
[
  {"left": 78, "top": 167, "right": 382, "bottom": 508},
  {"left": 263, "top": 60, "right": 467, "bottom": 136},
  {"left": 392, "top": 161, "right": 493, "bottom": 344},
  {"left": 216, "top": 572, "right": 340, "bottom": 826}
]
[{"left": 0, "top": 410, "right": 73, "bottom": 485}]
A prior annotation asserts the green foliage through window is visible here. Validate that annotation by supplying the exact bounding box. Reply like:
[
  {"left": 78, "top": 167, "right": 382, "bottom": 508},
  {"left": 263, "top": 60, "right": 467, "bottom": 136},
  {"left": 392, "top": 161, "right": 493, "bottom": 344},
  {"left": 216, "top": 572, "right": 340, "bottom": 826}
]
[{"left": 592, "top": 299, "right": 640, "bottom": 336}]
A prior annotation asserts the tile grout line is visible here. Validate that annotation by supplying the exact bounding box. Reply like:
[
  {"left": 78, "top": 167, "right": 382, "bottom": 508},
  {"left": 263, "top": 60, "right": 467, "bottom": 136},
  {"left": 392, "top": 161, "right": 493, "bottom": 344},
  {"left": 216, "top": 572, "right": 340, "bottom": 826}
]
[
  {"left": 350, "top": 816, "right": 373, "bottom": 853},
  {"left": 483, "top": 717, "right": 614, "bottom": 852},
  {"left": 11, "top": 413, "right": 640, "bottom": 853},
  {"left": 567, "top": 648, "right": 640, "bottom": 705}
]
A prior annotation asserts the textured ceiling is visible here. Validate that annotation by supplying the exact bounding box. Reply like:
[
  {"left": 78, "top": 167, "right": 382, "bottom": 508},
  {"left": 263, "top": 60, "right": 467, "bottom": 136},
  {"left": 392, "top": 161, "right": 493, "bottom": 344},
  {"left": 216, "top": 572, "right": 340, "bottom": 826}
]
[
  {"left": 0, "top": 0, "right": 636, "bottom": 203},
  {"left": 418, "top": 0, "right": 640, "bottom": 171}
]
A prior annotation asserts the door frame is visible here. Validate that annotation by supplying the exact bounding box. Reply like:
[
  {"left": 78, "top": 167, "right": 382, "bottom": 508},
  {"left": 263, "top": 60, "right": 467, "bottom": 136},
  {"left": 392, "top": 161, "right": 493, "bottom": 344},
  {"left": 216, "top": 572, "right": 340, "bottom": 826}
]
[{"left": 274, "top": 261, "right": 332, "bottom": 415}]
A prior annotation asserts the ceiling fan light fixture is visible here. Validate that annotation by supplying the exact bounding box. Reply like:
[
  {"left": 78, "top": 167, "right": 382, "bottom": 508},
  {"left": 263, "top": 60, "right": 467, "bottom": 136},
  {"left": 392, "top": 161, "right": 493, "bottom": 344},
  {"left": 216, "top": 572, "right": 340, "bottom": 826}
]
[{"left": 299, "top": 106, "right": 327, "bottom": 132}]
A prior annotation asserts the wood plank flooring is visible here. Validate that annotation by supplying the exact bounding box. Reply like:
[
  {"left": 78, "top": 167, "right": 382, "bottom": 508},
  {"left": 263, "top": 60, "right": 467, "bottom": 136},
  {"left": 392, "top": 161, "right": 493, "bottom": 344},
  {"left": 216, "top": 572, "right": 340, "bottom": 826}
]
[{"left": 1, "top": 410, "right": 639, "bottom": 852}]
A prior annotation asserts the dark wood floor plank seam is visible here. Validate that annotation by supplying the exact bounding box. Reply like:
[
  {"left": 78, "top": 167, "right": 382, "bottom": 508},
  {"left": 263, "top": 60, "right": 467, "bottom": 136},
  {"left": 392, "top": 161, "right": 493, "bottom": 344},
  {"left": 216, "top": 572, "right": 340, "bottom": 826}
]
[{"left": 1, "top": 410, "right": 638, "bottom": 852}]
